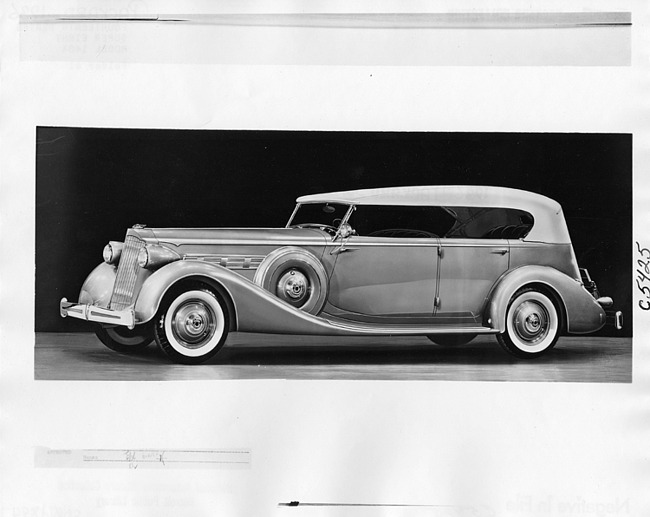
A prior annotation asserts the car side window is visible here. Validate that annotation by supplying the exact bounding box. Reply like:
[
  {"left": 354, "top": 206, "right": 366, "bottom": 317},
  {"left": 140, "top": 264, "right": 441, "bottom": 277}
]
[
  {"left": 349, "top": 205, "right": 455, "bottom": 238},
  {"left": 443, "top": 207, "right": 533, "bottom": 239},
  {"left": 347, "top": 205, "right": 533, "bottom": 240}
]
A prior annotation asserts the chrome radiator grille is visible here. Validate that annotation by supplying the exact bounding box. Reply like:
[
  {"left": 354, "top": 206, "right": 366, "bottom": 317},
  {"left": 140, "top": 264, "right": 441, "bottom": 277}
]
[{"left": 109, "top": 235, "right": 144, "bottom": 310}]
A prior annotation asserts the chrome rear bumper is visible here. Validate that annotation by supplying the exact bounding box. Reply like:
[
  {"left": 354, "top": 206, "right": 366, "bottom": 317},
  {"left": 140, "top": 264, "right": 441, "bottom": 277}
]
[
  {"left": 594, "top": 294, "right": 622, "bottom": 330},
  {"left": 60, "top": 298, "right": 135, "bottom": 329},
  {"left": 605, "top": 310, "right": 623, "bottom": 330}
]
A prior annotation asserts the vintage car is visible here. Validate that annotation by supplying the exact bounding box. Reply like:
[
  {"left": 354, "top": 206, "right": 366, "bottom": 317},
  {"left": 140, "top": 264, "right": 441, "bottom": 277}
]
[{"left": 60, "top": 185, "right": 622, "bottom": 364}]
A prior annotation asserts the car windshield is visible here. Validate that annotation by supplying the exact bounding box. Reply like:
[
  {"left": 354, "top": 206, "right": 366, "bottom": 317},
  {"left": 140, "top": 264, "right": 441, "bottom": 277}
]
[{"left": 288, "top": 203, "right": 351, "bottom": 229}]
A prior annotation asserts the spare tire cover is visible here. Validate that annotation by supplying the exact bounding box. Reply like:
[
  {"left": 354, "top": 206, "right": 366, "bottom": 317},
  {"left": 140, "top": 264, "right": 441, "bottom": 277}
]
[{"left": 253, "top": 247, "right": 328, "bottom": 315}]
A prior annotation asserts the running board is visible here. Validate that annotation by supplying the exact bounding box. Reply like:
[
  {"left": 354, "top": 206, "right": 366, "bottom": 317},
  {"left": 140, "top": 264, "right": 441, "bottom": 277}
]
[{"left": 323, "top": 318, "right": 498, "bottom": 336}]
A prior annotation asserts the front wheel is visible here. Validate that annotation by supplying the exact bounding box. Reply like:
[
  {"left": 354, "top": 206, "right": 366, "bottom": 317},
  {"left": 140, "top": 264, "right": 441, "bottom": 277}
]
[
  {"left": 154, "top": 286, "right": 230, "bottom": 364},
  {"left": 95, "top": 324, "right": 153, "bottom": 354},
  {"left": 497, "top": 288, "right": 561, "bottom": 359}
]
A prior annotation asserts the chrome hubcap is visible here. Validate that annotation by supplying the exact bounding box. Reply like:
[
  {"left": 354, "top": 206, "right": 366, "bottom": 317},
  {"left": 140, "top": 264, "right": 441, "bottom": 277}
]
[
  {"left": 172, "top": 301, "right": 216, "bottom": 348},
  {"left": 512, "top": 301, "right": 549, "bottom": 344},
  {"left": 276, "top": 269, "right": 310, "bottom": 307}
]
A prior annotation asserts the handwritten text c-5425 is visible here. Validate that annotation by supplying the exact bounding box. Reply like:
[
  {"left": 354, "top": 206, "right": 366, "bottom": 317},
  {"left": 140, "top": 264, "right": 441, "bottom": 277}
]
[{"left": 636, "top": 242, "right": 650, "bottom": 310}]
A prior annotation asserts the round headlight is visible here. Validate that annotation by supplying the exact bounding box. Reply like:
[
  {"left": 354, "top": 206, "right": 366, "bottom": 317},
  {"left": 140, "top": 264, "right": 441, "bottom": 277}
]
[
  {"left": 103, "top": 244, "right": 113, "bottom": 263},
  {"left": 137, "top": 247, "right": 149, "bottom": 268},
  {"left": 103, "top": 241, "right": 124, "bottom": 265},
  {"left": 136, "top": 244, "right": 181, "bottom": 270}
]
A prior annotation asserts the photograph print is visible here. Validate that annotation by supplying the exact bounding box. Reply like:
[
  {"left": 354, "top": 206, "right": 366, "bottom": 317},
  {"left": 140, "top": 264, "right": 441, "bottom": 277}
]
[{"left": 35, "top": 128, "right": 631, "bottom": 382}]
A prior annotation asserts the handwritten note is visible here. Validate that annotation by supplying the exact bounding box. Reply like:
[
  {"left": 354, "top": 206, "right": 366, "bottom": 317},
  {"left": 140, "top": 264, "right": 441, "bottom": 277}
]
[
  {"left": 35, "top": 447, "right": 251, "bottom": 469},
  {"left": 636, "top": 242, "right": 650, "bottom": 311}
]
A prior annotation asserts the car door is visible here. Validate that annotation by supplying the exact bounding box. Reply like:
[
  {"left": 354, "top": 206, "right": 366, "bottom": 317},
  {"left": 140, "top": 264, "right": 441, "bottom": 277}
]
[
  {"left": 327, "top": 234, "right": 440, "bottom": 318},
  {"left": 434, "top": 237, "right": 510, "bottom": 325}
]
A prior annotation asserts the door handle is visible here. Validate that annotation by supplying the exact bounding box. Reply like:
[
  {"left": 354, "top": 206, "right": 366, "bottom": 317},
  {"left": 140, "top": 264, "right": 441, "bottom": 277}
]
[{"left": 491, "top": 248, "right": 509, "bottom": 255}]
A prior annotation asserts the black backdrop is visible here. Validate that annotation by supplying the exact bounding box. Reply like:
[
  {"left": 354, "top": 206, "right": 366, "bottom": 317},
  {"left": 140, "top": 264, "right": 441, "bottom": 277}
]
[{"left": 36, "top": 128, "right": 632, "bottom": 336}]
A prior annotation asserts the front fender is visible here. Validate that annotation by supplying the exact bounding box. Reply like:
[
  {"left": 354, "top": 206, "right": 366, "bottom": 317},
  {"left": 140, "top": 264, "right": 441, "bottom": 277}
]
[
  {"left": 78, "top": 262, "right": 117, "bottom": 308},
  {"left": 134, "top": 260, "right": 345, "bottom": 336},
  {"left": 135, "top": 261, "right": 237, "bottom": 325},
  {"left": 486, "top": 265, "right": 606, "bottom": 334}
]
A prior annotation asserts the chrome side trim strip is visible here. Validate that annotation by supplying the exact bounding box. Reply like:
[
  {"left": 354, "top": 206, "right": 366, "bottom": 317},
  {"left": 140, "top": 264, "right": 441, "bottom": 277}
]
[
  {"left": 326, "top": 238, "right": 513, "bottom": 248},
  {"left": 439, "top": 240, "right": 510, "bottom": 248},
  {"left": 328, "top": 240, "right": 439, "bottom": 247},
  {"left": 183, "top": 254, "right": 265, "bottom": 270},
  {"left": 165, "top": 239, "right": 327, "bottom": 246},
  {"left": 164, "top": 238, "right": 516, "bottom": 248},
  {"left": 323, "top": 319, "right": 499, "bottom": 335},
  {"left": 324, "top": 241, "right": 510, "bottom": 248}
]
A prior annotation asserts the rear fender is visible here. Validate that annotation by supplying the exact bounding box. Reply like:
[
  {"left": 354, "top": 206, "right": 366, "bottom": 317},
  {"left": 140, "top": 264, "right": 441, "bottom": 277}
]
[{"left": 486, "top": 265, "right": 606, "bottom": 334}]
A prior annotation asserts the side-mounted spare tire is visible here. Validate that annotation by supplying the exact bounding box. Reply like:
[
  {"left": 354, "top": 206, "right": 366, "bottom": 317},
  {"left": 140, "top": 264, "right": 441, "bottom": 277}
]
[{"left": 254, "top": 246, "right": 328, "bottom": 315}]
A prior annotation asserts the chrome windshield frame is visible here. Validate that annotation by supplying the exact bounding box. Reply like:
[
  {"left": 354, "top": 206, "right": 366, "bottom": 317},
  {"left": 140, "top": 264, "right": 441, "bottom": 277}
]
[
  {"left": 286, "top": 202, "right": 354, "bottom": 230},
  {"left": 340, "top": 204, "right": 356, "bottom": 226},
  {"left": 286, "top": 203, "right": 302, "bottom": 228}
]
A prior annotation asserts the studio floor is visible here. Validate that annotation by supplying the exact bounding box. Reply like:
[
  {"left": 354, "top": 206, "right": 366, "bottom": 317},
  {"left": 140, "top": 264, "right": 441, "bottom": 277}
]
[{"left": 34, "top": 333, "right": 632, "bottom": 383}]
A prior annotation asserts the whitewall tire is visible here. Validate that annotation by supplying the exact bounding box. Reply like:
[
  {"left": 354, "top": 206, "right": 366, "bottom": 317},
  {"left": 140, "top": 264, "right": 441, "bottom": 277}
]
[
  {"left": 497, "top": 288, "right": 561, "bottom": 358},
  {"left": 154, "top": 286, "right": 229, "bottom": 364}
]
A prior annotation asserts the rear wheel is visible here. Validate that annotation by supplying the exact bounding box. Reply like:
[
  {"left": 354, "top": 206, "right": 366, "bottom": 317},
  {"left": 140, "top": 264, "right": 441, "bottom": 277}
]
[
  {"left": 427, "top": 334, "right": 476, "bottom": 347},
  {"left": 95, "top": 324, "right": 153, "bottom": 354},
  {"left": 497, "top": 288, "right": 560, "bottom": 358},
  {"left": 154, "top": 285, "right": 229, "bottom": 365}
]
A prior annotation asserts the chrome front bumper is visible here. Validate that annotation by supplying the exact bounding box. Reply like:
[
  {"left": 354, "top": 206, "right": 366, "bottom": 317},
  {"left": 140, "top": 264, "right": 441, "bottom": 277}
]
[{"left": 60, "top": 298, "right": 135, "bottom": 329}]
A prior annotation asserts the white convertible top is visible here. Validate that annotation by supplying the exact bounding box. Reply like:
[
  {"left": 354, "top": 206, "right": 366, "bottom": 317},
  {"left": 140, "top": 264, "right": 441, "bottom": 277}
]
[{"left": 296, "top": 185, "right": 571, "bottom": 243}]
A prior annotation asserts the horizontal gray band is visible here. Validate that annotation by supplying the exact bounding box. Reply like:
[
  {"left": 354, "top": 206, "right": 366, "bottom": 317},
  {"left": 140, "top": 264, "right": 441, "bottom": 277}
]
[
  {"left": 22, "top": 12, "right": 631, "bottom": 29},
  {"left": 19, "top": 12, "right": 631, "bottom": 66},
  {"left": 35, "top": 447, "right": 251, "bottom": 469}
]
